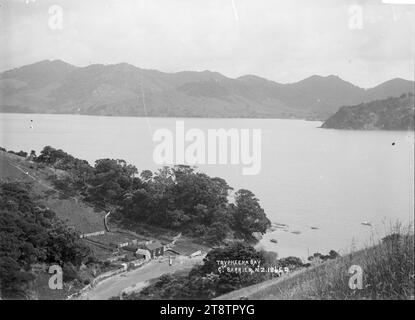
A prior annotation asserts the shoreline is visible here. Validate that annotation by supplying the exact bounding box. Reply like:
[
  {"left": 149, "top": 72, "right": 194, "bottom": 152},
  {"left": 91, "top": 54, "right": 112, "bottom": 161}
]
[{"left": 0, "top": 111, "right": 324, "bottom": 122}]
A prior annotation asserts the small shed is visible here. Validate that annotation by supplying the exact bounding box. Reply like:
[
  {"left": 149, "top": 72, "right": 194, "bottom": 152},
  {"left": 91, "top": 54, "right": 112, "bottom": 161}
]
[
  {"left": 122, "top": 241, "right": 165, "bottom": 260},
  {"left": 144, "top": 241, "right": 164, "bottom": 259},
  {"left": 135, "top": 248, "right": 151, "bottom": 261},
  {"left": 189, "top": 250, "right": 202, "bottom": 258}
]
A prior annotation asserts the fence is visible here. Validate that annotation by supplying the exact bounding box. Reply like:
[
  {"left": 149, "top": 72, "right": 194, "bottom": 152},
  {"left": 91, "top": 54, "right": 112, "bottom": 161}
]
[{"left": 80, "top": 230, "right": 106, "bottom": 238}]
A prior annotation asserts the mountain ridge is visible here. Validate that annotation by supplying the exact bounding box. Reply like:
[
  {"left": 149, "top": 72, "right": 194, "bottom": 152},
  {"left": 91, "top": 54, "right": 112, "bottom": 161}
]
[
  {"left": 321, "top": 93, "right": 415, "bottom": 130},
  {"left": 1, "top": 60, "right": 413, "bottom": 119}
]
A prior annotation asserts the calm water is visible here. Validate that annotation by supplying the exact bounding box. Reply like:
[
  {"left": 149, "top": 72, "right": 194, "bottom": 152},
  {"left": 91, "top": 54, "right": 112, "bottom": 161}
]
[{"left": 1, "top": 113, "right": 414, "bottom": 258}]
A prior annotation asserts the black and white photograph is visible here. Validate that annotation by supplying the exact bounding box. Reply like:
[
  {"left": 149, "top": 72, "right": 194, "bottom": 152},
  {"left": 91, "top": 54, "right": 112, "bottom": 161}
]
[{"left": 0, "top": 0, "right": 414, "bottom": 305}]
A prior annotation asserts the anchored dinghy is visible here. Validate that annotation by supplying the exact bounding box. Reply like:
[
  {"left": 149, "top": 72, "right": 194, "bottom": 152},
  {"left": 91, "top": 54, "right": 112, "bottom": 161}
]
[{"left": 361, "top": 221, "right": 372, "bottom": 226}]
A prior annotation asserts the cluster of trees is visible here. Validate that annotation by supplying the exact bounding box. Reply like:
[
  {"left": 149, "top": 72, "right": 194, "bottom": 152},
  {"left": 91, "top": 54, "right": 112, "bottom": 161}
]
[
  {"left": 322, "top": 92, "right": 415, "bottom": 130},
  {"left": 32, "top": 146, "right": 138, "bottom": 206},
  {"left": 34, "top": 146, "right": 95, "bottom": 197},
  {"left": 120, "top": 242, "right": 279, "bottom": 300},
  {"left": 308, "top": 250, "right": 340, "bottom": 262},
  {"left": 0, "top": 147, "right": 29, "bottom": 158},
  {"left": 0, "top": 182, "right": 91, "bottom": 299},
  {"left": 32, "top": 146, "right": 271, "bottom": 244},
  {"left": 116, "top": 166, "right": 270, "bottom": 243}
]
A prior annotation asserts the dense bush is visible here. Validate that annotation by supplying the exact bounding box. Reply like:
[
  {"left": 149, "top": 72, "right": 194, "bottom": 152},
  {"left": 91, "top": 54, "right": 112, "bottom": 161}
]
[
  {"left": 0, "top": 182, "right": 91, "bottom": 299},
  {"left": 34, "top": 146, "right": 271, "bottom": 244},
  {"left": 117, "top": 166, "right": 270, "bottom": 243},
  {"left": 277, "top": 256, "right": 304, "bottom": 270},
  {"left": 5, "top": 150, "right": 28, "bottom": 157},
  {"left": 308, "top": 250, "right": 340, "bottom": 262}
]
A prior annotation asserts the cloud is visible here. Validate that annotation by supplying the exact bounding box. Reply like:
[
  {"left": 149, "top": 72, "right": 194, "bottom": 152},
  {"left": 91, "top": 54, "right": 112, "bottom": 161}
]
[{"left": 0, "top": 0, "right": 413, "bottom": 87}]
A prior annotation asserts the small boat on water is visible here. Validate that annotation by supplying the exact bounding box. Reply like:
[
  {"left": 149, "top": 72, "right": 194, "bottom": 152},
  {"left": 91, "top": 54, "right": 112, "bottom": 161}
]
[
  {"left": 291, "top": 230, "right": 301, "bottom": 235},
  {"left": 270, "top": 239, "right": 278, "bottom": 244},
  {"left": 273, "top": 222, "right": 288, "bottom": 228},
  {"left": 310, "top": 226, "right": 319, "bottom": 230},
  {"left": 361, "top": 221, "right": 372, "bottom": 226}
]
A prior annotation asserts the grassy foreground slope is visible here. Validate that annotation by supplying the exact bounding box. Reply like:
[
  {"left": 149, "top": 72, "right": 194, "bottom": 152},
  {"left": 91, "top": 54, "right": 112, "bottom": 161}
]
[{"left": 217, "top": 228, "right": 414, "bottom": 300}]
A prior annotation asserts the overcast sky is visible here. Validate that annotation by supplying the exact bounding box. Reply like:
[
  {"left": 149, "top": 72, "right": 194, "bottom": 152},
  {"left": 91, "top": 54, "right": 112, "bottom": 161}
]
[{"left": 1, "top": 0, "right": 414, "bottom": 88}]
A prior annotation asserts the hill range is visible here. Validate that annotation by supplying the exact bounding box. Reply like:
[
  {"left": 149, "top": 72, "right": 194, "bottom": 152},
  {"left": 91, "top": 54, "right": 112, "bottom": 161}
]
[
  {"left": 0, "top": 60, "right": 413, "bottom": 120},
  {"left": 322, "top": 93, "right": 415, "bottom": 130}
]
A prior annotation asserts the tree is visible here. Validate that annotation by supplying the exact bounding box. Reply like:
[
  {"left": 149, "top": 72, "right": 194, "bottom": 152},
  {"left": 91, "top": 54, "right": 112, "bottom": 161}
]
[
  {"left": 87, "top": 159, "right": 139, "bottom": 206},
  {"left": 277, "top": 256, "right": 303, "bottom": 270},
  {"left": 0, "top": 182, "right": 91, "bottom": 298},
  {"left": 232, "top": 189, "right": 271, "bottom": 240},
  {"left": 140, "top": 170, "right": 153, "bottom": 182},
  {"left": 328, "top": 250, "right": 340, "bottom": 259},
  {"left": 29, "top": 150, "right": 37, "bottom": 160},
  {"left": 205, "top": 222, "right": 231, "bottom": 245}
]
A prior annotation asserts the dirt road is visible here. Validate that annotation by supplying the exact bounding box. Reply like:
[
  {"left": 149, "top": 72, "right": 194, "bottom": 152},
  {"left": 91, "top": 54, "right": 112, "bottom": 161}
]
[{"left": 82, "top": 256, "right": 204, "bottom": 300}]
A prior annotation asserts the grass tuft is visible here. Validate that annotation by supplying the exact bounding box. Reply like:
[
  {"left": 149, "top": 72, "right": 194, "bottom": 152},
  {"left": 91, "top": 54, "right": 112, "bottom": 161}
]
[{"left": 238, "top": 223, "right": 414, "bottom": 300}]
